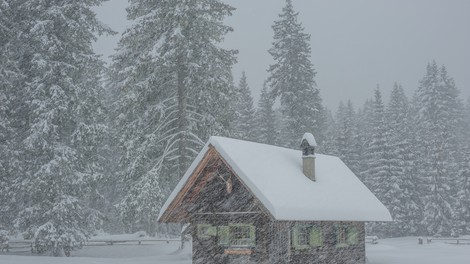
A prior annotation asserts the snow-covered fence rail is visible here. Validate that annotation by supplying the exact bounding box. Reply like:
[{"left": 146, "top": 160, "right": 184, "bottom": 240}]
[
  {"left": 426, "top": 238, "right": 470, "bottom": 245},
  {"left": 1, "top": 240, "right": 33, "bottom": 253},
  {"left": 85, "top": 238, "right": 181, "bottom": 246}
]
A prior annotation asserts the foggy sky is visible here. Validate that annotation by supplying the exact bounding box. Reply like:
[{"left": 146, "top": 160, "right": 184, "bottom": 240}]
[{"left": 93, "top": 0, "right": 470, "bottom": 110}]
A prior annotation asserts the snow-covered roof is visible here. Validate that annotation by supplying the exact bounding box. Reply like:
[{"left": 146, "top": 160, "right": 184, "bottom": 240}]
[
  {"left": 301, "top": 132, "right": 317, "bottom": 147},
  {"left": 159, "top": 136, "right": 392, "bottom": 222}
]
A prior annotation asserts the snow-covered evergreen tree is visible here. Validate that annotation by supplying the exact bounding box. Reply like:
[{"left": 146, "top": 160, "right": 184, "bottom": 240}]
[
  {"left": 255, "top": 83, "right": 279, "bottom": 145},
  {"left": 108, "top": 0, "right": 237, "bottom": 233},
  {"left": 319, "top": 107, "right": 337, "bottom": 155},
  {"left": 363, "top": 87, "right": 394, "bottom": 236},
  {"left": 333, "top": 100, "right": 361, "bottom": 174},
  {"left": 0, "top": 0, "right": 21, "bottom": 229},
  {"left": 232, "top": 72, "right": 256, "bottom": 141},
  {"left": 456, "top": 141, "right": 470, "bottom": 235},
  {"left": 455, "top": 97, "right": 470, "bottom": 234},
  {"left": 267, "top": 0, "right": 325, "bottom": 148},
  {"left": 10, "top": 0, "right": 112, "bottom": 255},
  {"left": 364, "top": 88, "right": 389, "bottom": 192},
  {"left": 414, "top": 61, "right": 462, "bottom": 236},
  {"left": 384, "top": 83, "right": 422, "bottom": 236}
]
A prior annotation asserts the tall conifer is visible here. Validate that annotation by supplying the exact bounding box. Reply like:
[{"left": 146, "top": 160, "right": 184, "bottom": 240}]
[
  {"left": 256, "top": 83, "right": 279, "bottom": 145},
  {"left": 385, "top": 83, "right": 421, "bottom": 235},
  {"left": 108, "top": 0, "right": 237, "bottom": 233},
  {"left": 267, "top": 0, "right": 324, "bottom": 147},
  {"left": 414, "top": 61, "right": 462, "bottom": 236},
  {"left": 232, "top": 72, "right": 256, "bottom": 140},
  {"left": 10, "top": 0, "right": 112, "bottom": 254}
]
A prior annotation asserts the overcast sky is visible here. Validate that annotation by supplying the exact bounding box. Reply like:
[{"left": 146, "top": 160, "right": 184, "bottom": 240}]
[{"left": 93, "top": 0, "right": 470, "bottom": 110}]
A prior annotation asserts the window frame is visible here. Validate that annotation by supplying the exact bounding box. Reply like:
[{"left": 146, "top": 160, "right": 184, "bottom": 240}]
[
  {"left": 217, "top": 223, "right": 256, "bottom": 248},
  {"left": 335, "top": 225, "right": 348, "bottom": 248},
  {"left": 292, "top": 224, "right": 323, "bottom": 250},
  {"left": 335, "top": 224, "right": 359, "bottom": 248}
]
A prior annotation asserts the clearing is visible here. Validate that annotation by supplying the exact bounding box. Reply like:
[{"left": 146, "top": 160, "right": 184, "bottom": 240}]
[{"left": 1, "top": 236, "right": 469, "bottom": 263}]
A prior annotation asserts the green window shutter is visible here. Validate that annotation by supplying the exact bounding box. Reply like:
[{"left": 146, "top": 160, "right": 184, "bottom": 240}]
[
  {"left": 309, "top": 226, "right": 323, "bottom": 247},
  {"left": 292, "top": 225, "right": 300, "bottom": 249},
  {"left": 249, "top": 224, "right": 256, "bottom": 247},
  {"left": 218, "top": 226, "right": 229, "bottom": 245},
  {"left": 347, "top": 226, "right": 358, "bottom": 245}
]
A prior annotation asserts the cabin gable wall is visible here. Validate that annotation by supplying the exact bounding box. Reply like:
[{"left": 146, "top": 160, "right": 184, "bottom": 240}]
[{"left": 186, "top": 157, "right": 272, "bottom": 264}]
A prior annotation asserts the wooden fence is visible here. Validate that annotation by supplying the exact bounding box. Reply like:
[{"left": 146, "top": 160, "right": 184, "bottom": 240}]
[
  {"left": 1, "top": 238, "right": 181, "bottom": 253},
  {"left": 425, "top": 237, "right": 470, "bottom": 245}
]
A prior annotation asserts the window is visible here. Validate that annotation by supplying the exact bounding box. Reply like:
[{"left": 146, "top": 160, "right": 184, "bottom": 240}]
[
  {"left": 292, "top": 225, "right": 323, "bottom": 250},
  {"left": 297, "top": 226, "right": 310, "bottom": 246},
  {"left": 336, "top": 225, "right": 359, "bottom": 247},
  {"left": 217, "top": 224, "right": 255, "bottom": 248},
  {"left": 336, "top": 225, "right": 347, "bottom": 247}
]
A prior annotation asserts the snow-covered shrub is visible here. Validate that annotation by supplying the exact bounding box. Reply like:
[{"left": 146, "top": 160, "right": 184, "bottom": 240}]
[{"left": 0, "top": 229, "right": 9, "bottom": 245}]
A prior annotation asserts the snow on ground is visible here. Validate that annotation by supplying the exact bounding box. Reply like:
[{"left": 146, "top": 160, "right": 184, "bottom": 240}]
[
  {"left": 1, "top": 236, "right": 469, "bottom": 263},
  {"left": 366, "top": 236, "right": 470, "bottom": 264}
]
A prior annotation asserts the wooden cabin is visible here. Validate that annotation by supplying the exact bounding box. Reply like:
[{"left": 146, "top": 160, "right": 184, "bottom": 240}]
[{"left": 158, "top": 134, "right": 391, "bottom": 264}]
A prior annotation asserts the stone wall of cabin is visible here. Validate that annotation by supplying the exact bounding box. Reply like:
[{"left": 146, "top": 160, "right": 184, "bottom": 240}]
[{"left": 269, "top": 221, "right": 366, "bottom": 264}]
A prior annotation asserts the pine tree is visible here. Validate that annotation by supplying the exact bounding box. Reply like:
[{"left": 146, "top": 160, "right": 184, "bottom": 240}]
[
  {"left": 456, "top": 141, "right": 470, "bottom": 235},
  {"left": 267, "top": 0, "right": 325, "bottom": 148},
  {"left": 455, "top": 97, "right": 470, "bottom": 234},
  {"left": 333, "top": 101, "right": 347, "bottom": 156},
  {"left": 364, "top": 87, "right": 389, "bottom": 192},
  {"left": 334, "top": 100, "right": 361, "bottom": 174},
  {"left": 10, "top": 0, "right": 112, "bottom": 255},
  {"left": 0, "top": 0, "right": 21, "bottom": 229},
  {"left": 364, "top": 87, "right": 393, "bottom": 236},
  {"left": 232, "top": 72, "right": 256, "bottom": 141},
  {"left": 385, "top": 83, "right": 422, "bottom": 236},
  {"left": 255, "top": 83, "right": 279, "bottom": 145},
  {"left": 319, "top": 107, "right": 337, "bottom": 155},
  {"left": 414, "top": 61, "right": 462, "bottom": 236},
  {"left": 108, "top": 0, "right": 237, "bottom": 233}
]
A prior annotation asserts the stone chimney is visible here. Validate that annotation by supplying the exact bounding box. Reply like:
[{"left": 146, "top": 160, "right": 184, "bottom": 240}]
[{"left": 301, "top": 133, "right": 317, "bottom": 181}]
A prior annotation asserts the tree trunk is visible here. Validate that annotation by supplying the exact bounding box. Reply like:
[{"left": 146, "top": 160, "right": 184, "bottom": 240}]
[{"left": 177, "top": 54, "right": 188, "bottom": 179}]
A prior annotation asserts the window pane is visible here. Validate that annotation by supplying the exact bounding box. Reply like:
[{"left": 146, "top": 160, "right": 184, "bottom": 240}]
[
  {"left": 229, "top": 224, "right": 255, "bottom": 247},
  {"left": 336, "top": 225, "right": 348, "bottom": 248},
  {"left": 298, "top": 226, "right": 309, "bottom": 246}
]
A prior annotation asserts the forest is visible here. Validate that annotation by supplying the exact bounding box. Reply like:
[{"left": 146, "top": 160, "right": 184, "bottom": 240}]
[{"left": 1, "top": 0, "right": 469, "bottom": 254}]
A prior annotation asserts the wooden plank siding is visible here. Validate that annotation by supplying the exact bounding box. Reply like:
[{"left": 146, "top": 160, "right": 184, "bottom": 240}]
[{"left": 188, "top": 157, "right": 271, "bottom": 264}]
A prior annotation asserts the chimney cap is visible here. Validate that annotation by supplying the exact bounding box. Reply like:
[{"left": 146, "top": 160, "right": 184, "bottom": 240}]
[{"left": 301, "top": 133, "right": 317, "bottom": 147}]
